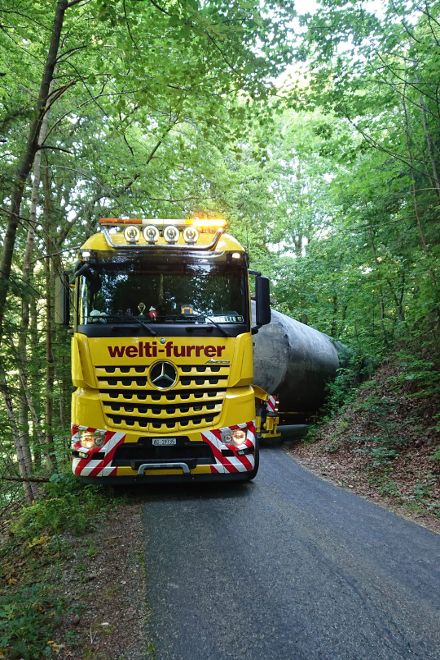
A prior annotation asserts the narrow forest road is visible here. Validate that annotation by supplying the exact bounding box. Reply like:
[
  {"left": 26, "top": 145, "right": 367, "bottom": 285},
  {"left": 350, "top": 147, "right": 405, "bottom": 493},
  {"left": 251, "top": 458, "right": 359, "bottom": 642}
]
[{"left": 142, "top": 443, "right": 440, "bottom": 660}]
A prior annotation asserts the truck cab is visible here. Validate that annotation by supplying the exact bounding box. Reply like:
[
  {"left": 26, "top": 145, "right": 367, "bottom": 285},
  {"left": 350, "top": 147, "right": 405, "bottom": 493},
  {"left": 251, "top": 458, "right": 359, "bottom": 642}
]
[{"left": 60, "top": 217, "right": 274, "bottom": 483}]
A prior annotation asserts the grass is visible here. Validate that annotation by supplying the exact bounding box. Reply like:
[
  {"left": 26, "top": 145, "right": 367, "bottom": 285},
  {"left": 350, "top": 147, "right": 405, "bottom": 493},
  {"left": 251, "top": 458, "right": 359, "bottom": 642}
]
[
  {"left": 0, "top": 583, "right": 63, "bottom": 659},
  {"left": 0, "top": 473, "right": 119, "bottom": 660}
]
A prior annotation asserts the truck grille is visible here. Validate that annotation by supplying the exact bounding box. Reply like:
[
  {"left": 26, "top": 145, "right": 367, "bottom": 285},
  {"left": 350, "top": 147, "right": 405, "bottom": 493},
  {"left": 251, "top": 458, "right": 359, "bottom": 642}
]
[{"left": 95, "top": 364, "right": 228, "bottom": 433}]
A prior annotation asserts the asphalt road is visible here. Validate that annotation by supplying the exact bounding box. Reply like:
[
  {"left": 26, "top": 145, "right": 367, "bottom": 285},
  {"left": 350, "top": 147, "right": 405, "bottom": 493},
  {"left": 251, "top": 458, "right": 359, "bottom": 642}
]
[{"left": 142, "top": 442, "right": 440, "bottom": 660}]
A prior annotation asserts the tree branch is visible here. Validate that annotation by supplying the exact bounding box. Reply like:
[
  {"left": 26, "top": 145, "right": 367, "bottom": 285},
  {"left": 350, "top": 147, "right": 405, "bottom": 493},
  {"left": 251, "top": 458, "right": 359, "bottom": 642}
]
[
  {"left": 66, "top": 0, "right": 90, "bottom": 7},
  {"left": 123, "top": 0, "right": 139, "bottom": 51},
  {"left": 37, "top": 144, "right": 73, "bottom": 155},
  {"left": 147, "top": 0, "right": 172, "bottom": 17},
  {"left": 2, "top": 475, "right": 51, "bottom": 483},
  {"left": 30, "top": 246, "right": 81, "bottom": 265}
]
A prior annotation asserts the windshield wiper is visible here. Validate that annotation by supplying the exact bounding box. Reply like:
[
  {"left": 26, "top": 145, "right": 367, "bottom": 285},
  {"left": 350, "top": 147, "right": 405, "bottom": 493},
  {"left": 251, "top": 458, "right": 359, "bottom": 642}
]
[
  {"left": 190, "top": 312, "right": 231, "bottom": 337},
  {"left": 107, "top": 315, "right": 157, "bottom": 336}
]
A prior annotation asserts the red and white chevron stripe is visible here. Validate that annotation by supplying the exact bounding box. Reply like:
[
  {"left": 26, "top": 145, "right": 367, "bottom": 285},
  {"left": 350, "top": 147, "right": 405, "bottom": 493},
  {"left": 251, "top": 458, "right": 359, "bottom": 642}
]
[
  {"left": 71, "top": 425, "right": 125, "bottom": 477},
  {"left": 266, "top": 395, "right": 277, "bottom": 414},
  {"left": 202, "top": 421, "right": 256, "bottom": 474}
]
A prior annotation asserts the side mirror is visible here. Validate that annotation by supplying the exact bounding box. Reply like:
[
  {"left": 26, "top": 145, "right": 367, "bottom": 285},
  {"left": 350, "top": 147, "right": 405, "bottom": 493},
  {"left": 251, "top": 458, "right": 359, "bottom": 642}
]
[
  {"left": 54, "top": 272, "right": 70, "bottom": 326},
  {"left": 255, "top": 275, "right": 271, "bottom": 328}
]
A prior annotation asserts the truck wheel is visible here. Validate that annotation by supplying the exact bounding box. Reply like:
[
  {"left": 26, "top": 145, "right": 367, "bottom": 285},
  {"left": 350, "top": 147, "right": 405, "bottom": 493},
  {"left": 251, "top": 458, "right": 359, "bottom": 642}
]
[{"left": 244, "top": 438, "right": 259, "bottom": 480}]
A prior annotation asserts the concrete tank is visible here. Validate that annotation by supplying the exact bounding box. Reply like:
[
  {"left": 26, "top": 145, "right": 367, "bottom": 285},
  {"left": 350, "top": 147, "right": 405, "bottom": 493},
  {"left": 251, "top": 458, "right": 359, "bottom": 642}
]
[{"left": 252, "top": 303, "right": 345, "bottom": 414}]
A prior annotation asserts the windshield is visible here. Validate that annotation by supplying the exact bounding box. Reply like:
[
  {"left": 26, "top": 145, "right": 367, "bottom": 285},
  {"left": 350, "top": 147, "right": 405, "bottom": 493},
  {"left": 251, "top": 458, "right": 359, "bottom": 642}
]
[{"left": 77, "top": 260, "right": 248, "bottom": 326}]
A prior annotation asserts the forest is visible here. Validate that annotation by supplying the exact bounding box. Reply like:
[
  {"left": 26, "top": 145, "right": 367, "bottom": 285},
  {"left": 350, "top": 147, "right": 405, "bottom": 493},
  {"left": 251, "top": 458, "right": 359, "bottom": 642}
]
[{"left": 0, "top": 0, "right": 439, "bottom": 511}]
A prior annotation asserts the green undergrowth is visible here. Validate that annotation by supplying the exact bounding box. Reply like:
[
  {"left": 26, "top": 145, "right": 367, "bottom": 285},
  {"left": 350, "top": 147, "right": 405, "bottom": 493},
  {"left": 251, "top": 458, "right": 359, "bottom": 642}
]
[
  {"left": 302, "top": 339, "right": 440, "bottom": 518},
  {"left": 0, "top": 474, "right": 121, "bottom": 659}
]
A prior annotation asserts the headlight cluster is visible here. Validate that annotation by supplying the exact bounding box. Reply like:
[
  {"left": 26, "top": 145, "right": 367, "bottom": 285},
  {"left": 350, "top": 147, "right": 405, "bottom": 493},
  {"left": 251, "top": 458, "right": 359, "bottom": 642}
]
[
  {"left": 221, "top": 428, "right": 247, "bottom": 447},
  {"left": 78, "top": 431, "right": 106, "bottom": 449},
  {"left": 123, "top": 224, "right": 199, "bottom": 246}
]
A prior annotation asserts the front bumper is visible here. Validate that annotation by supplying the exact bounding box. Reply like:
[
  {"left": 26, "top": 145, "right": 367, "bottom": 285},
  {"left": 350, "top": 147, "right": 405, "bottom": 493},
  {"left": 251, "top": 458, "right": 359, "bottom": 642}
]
[{"left": 71, "top": 421, "right": 257, "bottom": 481}]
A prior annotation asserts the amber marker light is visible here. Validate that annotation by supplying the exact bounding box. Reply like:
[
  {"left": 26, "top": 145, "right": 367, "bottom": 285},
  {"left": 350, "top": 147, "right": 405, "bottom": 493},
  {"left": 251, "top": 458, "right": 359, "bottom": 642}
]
[
  {"left": 100, "top": 218, "right": 143, "bottom": 225},
  {"left": 186, "top": 218, "right": 227, "bottom": 232}
]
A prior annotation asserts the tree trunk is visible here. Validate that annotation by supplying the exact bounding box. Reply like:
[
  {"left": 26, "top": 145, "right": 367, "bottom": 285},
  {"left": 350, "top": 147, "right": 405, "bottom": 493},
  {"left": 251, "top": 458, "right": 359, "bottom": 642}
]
[
  {"left": 18, "top": 84, "right": 54, "bottom": 472},
  {"left": 331, "top": 295, "right": 338, "bottom": 337},
  {"left": 415, "top": 73, "right": 440, "bottom": 197},
  {"left": 0, "top": 358, "right": 38, "bottom": 503},
  {"left": 402, "top": 92, "right": 439, "bottom": 331},
  {"left": 386, "top": 273, "right": 406, "bottom": 323},
  {"left": 30, "top": 294, "right": 42, "bottom": 471},
  {"left": 50, "top": 247, "right": 70, "bottom": 457},
  {"left": 368, "top": 228, "right": 386, "bottom": 324},
  {"left": 0, "top": 0, "right": 69, "bottom": 339},
  {"left": 18, "top": 360, "right": 53, "bottom": 470},
  {"left": 402, "top": 90, "right": 431, "bottom": 259},
  {"left": 43, "top": 157, "right": 57, "bottom": 469}
]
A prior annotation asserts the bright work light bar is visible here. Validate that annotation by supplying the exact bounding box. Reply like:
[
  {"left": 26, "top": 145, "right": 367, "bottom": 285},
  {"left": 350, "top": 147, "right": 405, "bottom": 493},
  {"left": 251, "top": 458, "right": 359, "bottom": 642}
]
[{"left": 98, "top": 217, "right": 227, "bottom": 250}]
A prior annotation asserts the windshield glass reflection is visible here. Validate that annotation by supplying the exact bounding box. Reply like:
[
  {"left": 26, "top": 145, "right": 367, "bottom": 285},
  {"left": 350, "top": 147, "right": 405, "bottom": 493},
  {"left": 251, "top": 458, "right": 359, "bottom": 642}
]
[{"left": 78, "top": 261, "right": 248, "bottom": 325}]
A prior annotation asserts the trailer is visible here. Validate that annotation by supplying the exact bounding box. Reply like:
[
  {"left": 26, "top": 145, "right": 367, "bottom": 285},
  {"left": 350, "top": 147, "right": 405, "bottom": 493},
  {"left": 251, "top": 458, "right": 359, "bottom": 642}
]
[{"left": 252, "top": 304, "right": 345, "bottom": 424}]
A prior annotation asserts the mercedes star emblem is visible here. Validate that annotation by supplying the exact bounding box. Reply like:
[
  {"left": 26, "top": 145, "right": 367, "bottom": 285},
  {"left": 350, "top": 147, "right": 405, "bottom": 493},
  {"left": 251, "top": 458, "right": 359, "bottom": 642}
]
[{"left": 149, "top": 361, "right": 178, "bottom": 390}]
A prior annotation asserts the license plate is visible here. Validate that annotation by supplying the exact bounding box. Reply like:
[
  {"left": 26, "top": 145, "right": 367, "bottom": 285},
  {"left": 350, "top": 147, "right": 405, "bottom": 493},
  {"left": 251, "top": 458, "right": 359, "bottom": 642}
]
[{"left": 152, "top": 438, "right": 177, "bottom": 446}]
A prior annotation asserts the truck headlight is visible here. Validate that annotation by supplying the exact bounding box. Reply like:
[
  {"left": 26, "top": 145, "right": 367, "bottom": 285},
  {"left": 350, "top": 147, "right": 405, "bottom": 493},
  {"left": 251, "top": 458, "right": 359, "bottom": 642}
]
[
  {"left": 231, "top": 429, "right": 247, "bottom": 446},
  {"left": 221, "top": 428, "right": 247, "bottom": 446},
  {"left": 79, "top": 431, "right": 105, "bottom": 449}
]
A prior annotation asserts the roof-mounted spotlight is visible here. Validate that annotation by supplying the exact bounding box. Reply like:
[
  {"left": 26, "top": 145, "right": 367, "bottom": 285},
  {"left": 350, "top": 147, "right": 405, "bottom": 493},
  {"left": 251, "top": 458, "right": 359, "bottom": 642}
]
[
  {"left": 124, "top": 225, "right": 140, "bottom": 244},
  {"left": 163, "top": 225, "right": 179, "bottom": 244},
  {"left": 183, "top": 226, "right": 199, "bottom": 245},
  {"left": 143, "top": 225, "right": 160, "bottom": 244}
]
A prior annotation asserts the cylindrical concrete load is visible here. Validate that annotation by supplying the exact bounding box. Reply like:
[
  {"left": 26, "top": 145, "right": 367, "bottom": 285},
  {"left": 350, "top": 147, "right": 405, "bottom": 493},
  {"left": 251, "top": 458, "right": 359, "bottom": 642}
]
[{"left": 252, "top": 303, "right": 345, "bottom": 414}]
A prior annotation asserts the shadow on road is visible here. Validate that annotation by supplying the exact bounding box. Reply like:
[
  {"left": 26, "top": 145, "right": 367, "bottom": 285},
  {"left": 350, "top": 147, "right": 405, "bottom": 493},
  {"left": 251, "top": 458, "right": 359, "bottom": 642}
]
[
  {"left": 115, "top": 481, "right": 253, "bottom": 502},
  {"left": 107, "top": 425, "right": 309, "bottom": 502},
  {"left": 259, "top": 423, "right": 309, "bottom": 447}
]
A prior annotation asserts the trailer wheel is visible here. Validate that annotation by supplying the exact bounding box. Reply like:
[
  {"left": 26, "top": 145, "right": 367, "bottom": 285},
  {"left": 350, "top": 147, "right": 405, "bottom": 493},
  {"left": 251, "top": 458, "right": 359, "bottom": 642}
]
[{"left": 244, "top": 438, "right": 259, "bottom": 480}]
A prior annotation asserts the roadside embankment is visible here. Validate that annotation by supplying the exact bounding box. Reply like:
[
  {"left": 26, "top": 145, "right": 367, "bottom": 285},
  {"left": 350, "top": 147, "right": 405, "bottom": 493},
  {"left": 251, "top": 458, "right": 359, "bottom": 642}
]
[{"left": 288, "top": 357, "right": 440, "bottom": 533}]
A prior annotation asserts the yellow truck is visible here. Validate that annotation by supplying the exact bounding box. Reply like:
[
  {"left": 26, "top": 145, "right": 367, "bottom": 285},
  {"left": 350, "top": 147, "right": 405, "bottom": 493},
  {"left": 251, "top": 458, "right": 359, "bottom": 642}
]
[{"left": 57, "top": 217, "right": 280, "bottom": 483}]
